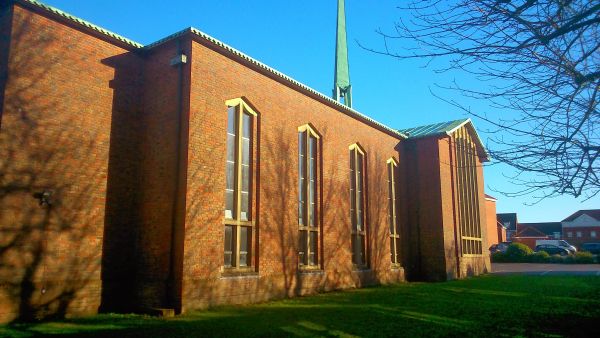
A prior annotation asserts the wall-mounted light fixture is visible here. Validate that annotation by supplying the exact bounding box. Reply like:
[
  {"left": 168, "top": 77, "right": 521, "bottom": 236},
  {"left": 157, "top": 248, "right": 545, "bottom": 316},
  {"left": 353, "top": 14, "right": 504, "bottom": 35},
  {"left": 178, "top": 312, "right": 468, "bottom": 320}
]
[{"left": 33, "top": 190, "right": 53, "bottom": 207}]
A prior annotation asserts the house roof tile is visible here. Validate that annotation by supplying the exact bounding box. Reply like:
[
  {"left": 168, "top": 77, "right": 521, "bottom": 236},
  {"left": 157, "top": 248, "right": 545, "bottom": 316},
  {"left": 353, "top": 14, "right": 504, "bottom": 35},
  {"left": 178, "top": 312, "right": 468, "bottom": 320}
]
[
  {"left": 562, "top": 209, "right": 600, "bottom": 222},
  {"left": 517, "top": 222, "right": 562, "bottom": 236}
]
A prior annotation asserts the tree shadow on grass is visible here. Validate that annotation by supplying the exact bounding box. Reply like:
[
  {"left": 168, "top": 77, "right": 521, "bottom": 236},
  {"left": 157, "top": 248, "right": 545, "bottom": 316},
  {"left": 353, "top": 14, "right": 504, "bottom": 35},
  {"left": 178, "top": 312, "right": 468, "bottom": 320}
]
[{"left": 3, "top": 276, "right": 600, "bottom": 337}]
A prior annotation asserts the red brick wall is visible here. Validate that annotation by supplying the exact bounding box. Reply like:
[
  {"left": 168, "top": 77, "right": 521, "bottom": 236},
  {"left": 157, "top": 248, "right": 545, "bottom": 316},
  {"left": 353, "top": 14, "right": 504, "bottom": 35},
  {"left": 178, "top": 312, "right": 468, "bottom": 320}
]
[
  {"left": 563, "top": 227, "right": 600, "bottom": 247},
  {"left": 0, "top": 1, "right": 494, "bottom": 321},
  {"left": 400, "top": 135, "right": 490, "bottom": 281},
  {"left": 512, "top": 237, "right": 547, "bottom": 250},
  {"left": 129, "top": 38, "right": 190, "bottom": 312},
  {"left": 400, "top": 138, "right": 447, "bottom": 281},
  {"left": 181, "top": 37, "right": 404, "bottom": 311},
  {"left": 485, "top": 199, "right": 499, "bottom": 249},
  {"left": 498, "top": 225, "right": 506, "bottom": 243},
  {"left": 0, "top": 3, "right": 140, "bottom": 322},
  {"left": 0, "top": 1, "right": 12, "bottom": 125}
]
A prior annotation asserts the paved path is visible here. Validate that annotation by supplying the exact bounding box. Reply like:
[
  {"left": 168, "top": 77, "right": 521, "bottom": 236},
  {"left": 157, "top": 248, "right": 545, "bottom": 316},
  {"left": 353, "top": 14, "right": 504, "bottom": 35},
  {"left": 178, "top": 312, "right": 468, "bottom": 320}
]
[{"left": 492, "top": 263, "right": 600, "bottom": 276}]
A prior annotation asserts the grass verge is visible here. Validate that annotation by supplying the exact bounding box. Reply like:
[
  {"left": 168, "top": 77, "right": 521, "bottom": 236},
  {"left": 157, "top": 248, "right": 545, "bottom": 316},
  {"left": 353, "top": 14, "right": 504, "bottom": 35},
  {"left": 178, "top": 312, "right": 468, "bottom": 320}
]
[{"left": 2, "top": 275, "right": 600, "bottom": 337}]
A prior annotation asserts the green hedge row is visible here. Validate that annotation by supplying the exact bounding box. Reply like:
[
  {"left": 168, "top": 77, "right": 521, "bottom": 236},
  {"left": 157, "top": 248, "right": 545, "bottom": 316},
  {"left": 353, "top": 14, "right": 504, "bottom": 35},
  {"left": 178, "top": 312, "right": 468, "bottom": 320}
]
[{"left": 491, "top": 243, "right": 597, "bottom": 264}]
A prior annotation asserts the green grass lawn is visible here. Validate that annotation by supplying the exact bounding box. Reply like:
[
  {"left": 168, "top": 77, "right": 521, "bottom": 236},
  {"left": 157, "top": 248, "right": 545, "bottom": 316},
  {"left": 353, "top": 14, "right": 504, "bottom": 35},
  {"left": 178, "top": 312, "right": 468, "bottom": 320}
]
[{"left": 2, "top": 275, "right": 600, "bottom": 337}]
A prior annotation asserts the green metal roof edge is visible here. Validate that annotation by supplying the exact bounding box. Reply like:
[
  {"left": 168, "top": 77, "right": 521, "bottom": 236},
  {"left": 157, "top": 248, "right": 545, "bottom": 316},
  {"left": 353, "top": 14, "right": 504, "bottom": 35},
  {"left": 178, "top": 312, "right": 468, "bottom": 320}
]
[
  {"left": 19, "top": 1, "right": 406, "bottom": 139},
  {"left": 399, "top": 118, "right": 468, "bottom": 138},
  {"left": 401, "top": 118, "right": 489, "bottom": 160},
  {"left": 145, "top": 27, "right": 407, "bottom": 139},
  {"left": 187, "top": 28, "right": 407, "bottom": 139},
  {"left": 16, "top": 0, "right": 143, "bottom": 48}
]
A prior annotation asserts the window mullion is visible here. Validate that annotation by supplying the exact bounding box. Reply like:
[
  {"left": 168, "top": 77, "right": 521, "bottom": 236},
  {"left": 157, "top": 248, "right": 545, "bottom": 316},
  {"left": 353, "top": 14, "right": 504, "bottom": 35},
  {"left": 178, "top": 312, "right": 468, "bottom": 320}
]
[
  {"left": 236, "top": 107, "right": 243, "bottom": 221},
  {"left": 236, "top": 107, "right": 243, "bottom": 267},
  {"left": 391, "top": 164, "right": 396, "bottom": 236},
  {"left": 306, "top": 135, "right": 311, "bottom": 265},
  {"left": 305, "top": 134, "right": 309, "bottom": 230},
  {"left": 352, "top": 148, "right": 360, "bottom": 233},
  {"left": 357, "top": 151, "right": 360, "bottom": 231}
]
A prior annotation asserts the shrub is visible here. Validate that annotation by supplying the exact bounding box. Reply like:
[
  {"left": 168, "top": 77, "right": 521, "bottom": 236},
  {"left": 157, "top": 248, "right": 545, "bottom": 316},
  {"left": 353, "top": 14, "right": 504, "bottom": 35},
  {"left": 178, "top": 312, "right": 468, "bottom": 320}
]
[
  {"left": 491, "top": 252, "right": 507, "bottom": 263},
  {"left": 548, "top": 254, "right": 565, "bottom": 264},
  {"left": 530, "top": 251, "right": 550, "bottom": 263},
  {"left": 505, "top": 243, "right": 533, "bottom": 262},
  {"left": 573, "top": 251, "right": 594, "bottom": 264}
]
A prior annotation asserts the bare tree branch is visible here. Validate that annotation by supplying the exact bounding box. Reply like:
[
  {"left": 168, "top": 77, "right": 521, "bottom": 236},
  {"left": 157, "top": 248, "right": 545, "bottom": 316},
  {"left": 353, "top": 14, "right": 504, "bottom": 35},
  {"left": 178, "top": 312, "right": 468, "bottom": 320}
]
[{"left": 366, "top": 0, "right": 600, "bottom": 199}]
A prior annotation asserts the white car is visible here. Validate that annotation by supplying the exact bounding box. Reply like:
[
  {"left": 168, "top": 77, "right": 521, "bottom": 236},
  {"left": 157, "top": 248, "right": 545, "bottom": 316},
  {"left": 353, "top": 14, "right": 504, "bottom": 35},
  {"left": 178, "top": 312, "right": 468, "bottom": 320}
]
[{"left": 535, "top": 240, "right": 577, "bottom": 253}]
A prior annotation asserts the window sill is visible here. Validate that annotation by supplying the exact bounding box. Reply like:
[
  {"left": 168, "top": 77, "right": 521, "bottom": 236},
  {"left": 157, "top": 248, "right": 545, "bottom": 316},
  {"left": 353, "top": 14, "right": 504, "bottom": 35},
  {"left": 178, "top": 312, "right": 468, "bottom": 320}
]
[
  {"left": 220, "top": 268, "right": 258, "bottom": 279},
  {"left": 298, "top": 268, "right": 324, "bottom": 275},
  {"left": 352, "top": 267, "right": 371, "bottom": 273}
]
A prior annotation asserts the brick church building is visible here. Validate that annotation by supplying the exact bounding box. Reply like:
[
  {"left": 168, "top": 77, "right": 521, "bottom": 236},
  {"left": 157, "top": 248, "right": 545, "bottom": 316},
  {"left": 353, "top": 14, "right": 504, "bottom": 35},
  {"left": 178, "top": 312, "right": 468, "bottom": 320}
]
[{"left": 0, "top": 0, "right": 491, "bottom": 321}]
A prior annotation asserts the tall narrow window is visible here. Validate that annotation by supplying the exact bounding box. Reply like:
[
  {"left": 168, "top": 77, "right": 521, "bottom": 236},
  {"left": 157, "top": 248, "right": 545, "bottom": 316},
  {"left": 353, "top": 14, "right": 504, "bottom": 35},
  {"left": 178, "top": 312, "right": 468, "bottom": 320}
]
[
  {"left": 455, "top": 126, "right": 483, "bottom": 256},
  {"left": 298, "top": 124, "right": 320, "bottom": 268},
  {"left": 224, "top": 98, "right": 257, "bottom": 270},
  {"left": 349, "top": 144, "right": 367, "bottom": 267},
  {"left": 387, "top": 158, "right": 400, "bottom": 266}
]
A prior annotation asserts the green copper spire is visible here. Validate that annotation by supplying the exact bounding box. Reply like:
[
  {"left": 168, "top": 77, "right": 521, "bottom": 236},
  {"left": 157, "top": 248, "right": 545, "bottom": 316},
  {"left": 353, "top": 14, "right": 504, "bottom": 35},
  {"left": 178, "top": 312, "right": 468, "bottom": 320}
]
[{"left": 333, "top": 0, "right": 352, "bottom": 108}]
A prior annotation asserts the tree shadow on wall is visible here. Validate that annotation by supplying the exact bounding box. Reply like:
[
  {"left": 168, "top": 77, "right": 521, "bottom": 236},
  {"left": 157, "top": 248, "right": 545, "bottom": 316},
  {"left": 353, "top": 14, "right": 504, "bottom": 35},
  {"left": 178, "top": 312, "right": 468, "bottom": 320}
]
[
  {"left": 367, "top": 152, "right": 391, "bottom": 280},
  {"left": 178, "top": 108, "right": 234, "bottom": 309},
  {"left": 262, "top": 126, "right": 296, "bottom": 296},
  {"left": 0, "top": 13, "right": 103, "bottom": 321}
]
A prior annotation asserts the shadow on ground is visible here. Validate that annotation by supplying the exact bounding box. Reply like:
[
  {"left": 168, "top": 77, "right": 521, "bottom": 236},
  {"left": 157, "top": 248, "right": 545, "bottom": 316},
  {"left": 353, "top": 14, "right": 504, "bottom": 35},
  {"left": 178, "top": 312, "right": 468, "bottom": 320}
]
[{"left": 2, "top": 275, "right": 600, "bottom": 337}]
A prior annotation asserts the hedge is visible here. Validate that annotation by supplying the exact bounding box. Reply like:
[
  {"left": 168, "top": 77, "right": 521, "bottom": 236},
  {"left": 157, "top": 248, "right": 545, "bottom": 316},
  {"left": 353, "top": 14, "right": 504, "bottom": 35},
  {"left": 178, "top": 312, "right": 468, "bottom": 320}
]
[{"left": 491, "top": 243, "right": 598, "bottom": 264}]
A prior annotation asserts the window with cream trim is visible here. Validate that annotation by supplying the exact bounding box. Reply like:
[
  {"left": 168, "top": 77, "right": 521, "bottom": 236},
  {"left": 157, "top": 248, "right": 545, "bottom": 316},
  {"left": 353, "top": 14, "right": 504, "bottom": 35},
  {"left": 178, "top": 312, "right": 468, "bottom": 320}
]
[
  {"left": 224, "top": 98, "right": 257, "bottom": 270},
  {"left": 298, "top": 124, "right": 321, "bottom": 268},
  {"left": 387, "top": 158, "right": 400, "bottom": 266},
  {"left": 349, "top": 143, "right": 367, "bottom": 267}
]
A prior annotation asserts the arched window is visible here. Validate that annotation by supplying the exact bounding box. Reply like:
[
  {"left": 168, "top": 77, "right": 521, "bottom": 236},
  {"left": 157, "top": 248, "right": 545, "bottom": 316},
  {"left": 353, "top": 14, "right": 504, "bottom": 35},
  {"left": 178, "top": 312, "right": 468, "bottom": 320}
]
[
  {"left": 349, "top": 143, "right": 367, "bottom": 267},
  {"left": 223, "top": 98, "right": 258, "bottom": 270},
  {"left": 387, "top": 158, "right": 400, "bottom": 266},
  {"left": 298, "top": 124, "right": 321, "bottom": 268}
]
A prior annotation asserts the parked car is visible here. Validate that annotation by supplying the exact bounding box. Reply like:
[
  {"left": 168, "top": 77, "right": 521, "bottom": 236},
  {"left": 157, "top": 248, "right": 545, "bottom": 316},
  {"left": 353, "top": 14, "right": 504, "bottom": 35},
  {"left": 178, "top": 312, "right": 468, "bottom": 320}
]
[
  {"left": 581, "top": 243, "right": 600, "bottom": 254},
  {"left": 534, "top": 244, "right": 571, "bottom": 256},
  {"left": 535, "top": 239, "right": 577, "bottom": 253},
  {"left": 489, "top": 242, "right": 511, "bottom": 254}
]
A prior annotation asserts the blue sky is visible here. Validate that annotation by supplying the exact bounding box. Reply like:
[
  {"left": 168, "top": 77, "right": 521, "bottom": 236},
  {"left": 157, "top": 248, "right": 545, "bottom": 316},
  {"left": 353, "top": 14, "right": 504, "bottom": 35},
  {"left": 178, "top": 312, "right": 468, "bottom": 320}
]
[{"left": 39, "top": 0, "right": 599, "bottom": 222}]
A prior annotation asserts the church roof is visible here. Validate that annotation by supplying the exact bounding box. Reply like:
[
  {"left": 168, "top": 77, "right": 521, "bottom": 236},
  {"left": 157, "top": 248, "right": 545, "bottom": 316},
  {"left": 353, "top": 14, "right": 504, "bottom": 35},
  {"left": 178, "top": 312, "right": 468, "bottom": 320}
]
[
  {"left": 21, "top": 0, "right": 493, "bottom": 150},
  {"left": 400, "top": 118, "right": 489, "bottom": 160},
  {"left": 16, "top": 0, "right": 407, "bottom": 140},
  {"left": 400, "top": 119, "right": 469, "bottom": 138},
  {"left": 17, "top": 0, "right": 143, "bottom": 48}
]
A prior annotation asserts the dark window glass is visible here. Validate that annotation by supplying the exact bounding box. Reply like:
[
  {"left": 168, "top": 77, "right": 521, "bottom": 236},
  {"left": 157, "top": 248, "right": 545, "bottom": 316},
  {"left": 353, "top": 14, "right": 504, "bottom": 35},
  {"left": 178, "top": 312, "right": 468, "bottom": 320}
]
[
  {"left": 298, "top": 132, "right": 306, "bottom": 225},
  {"left": 309, "top": 136, "right": 317, "bottom": 227},
  {"left": 350, "top": 150, "right": 356, "bottom": 231},
  {"left": 224, "top": 225, "right": 234, "bottom": 267},
  {"left": 309, "top": 231, "right": 318, "bottom": 265},
  {"left": 239, "top": 226, "right": 250, "bottom": 267},
  {"left": 225, "top": 107, "right": 237, "bottom": 219},
  {"left": 390, "top": 238, "right": 394, "bottom": 263},
  {"left": 240, "top": 113, "right": 251, "bottom": 221},
  {"left": 299, "top": 230, "right": 307, "bottom": 265}
]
